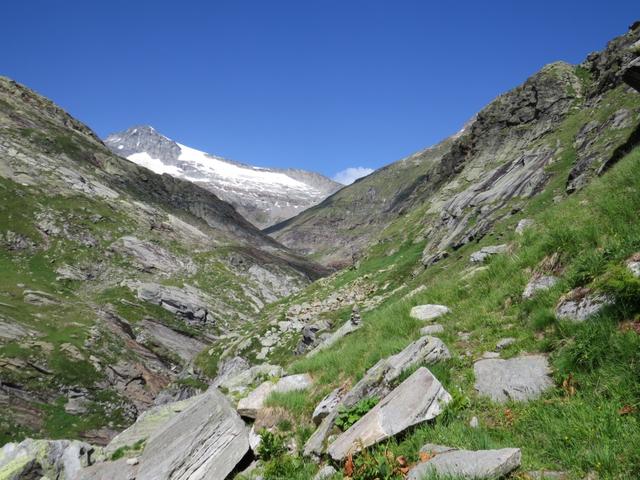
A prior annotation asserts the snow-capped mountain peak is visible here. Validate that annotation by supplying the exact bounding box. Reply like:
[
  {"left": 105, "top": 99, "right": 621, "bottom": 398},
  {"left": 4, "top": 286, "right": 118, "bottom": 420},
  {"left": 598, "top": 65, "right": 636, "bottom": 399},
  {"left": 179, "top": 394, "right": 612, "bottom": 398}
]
[{"left": 104, "top": 126, "right": 341, "bottom": 228}]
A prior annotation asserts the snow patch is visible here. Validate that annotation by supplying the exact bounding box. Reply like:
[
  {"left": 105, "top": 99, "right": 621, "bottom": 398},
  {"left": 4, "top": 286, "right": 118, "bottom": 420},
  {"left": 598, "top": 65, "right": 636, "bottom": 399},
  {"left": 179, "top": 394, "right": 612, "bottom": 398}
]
[{"left": 128, "top": 152, "right": 183, "bottom": 176}]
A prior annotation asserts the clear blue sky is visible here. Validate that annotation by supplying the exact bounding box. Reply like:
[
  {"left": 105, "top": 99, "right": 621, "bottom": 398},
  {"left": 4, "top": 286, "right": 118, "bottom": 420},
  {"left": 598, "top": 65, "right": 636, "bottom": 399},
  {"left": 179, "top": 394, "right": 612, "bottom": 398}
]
[{"left": 1, "top": 1, "right": 636, "bottom": 180}]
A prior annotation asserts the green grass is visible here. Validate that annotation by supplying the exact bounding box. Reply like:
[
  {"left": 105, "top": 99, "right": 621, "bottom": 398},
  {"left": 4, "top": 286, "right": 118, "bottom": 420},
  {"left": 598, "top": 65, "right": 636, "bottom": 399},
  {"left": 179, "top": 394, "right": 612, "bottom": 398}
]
[
  {"left": 253, "top": 145, "right": 640, "bottom": 479},
  {"left": 265, "top": 390, "right": 313, "bottom": 419}
]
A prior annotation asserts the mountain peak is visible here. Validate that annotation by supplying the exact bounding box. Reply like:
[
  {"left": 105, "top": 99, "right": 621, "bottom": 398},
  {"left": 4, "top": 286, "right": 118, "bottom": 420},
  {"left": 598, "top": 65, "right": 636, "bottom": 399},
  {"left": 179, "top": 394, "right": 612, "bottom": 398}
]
[{"left": 105, "top": 126, "right": 341, "bottom": 228}]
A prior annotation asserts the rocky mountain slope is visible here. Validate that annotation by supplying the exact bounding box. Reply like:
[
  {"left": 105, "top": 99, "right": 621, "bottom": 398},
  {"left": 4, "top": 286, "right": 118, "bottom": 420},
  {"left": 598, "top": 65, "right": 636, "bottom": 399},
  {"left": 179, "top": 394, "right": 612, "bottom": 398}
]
[
  {"left": 105, "top": 126, "right": 341, "bottom": 229},
  {"left": 2, "top": 21, "right": 640, "bottom": 480},
  {"left": 267, "top": 24, "right": 640, "bottom": 269},
  {"left": 0, "top": 75, "right": 328, "bottom": 446}
]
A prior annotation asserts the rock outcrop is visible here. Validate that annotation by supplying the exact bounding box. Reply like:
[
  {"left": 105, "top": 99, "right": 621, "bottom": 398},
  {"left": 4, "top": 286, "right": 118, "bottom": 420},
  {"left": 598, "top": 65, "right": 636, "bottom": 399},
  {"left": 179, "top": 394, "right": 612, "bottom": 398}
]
[
  {"left": 305, "top": 335, "right": 450, "bottom": 456},
  {"left": 327, "top": 367, "right": 451, "bottom": 461}
]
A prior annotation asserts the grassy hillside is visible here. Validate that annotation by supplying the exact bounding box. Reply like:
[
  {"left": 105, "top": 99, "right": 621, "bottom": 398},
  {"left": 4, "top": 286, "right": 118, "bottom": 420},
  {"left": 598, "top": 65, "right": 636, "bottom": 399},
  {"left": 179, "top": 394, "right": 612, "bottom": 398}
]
[
  {"left": 0, "top": 76, "right": 327, "bottom": 444},
  {"left": 240, "top": 144, "right": 640, "bottom": 479}
]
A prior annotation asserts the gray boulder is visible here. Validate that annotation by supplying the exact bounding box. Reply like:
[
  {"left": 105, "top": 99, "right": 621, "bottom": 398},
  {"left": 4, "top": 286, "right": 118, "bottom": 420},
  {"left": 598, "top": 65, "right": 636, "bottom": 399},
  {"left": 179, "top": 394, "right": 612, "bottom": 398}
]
[
  {"left": 327, "top": 367, "right": 451, "bottom": 461},
  {"left": 496, "top": 337, "right": 516, "bottom": 351},
  {"left": 470, "top": 245, "right": 508, "bottom": 263},
  {"left": 555, "top": 288, "right": 612, "bottom": 322},
  {"left": 627, "top": 255, "right": 640, "bottom": 277},
  {"left": 410, "top": 304, "right": 450, "bottom": 322},
  {"left": 136, "top": 388, "right": 249, "bottom": 480},
  {"left": 304, "top": 335, "right": 450, "bottom": 457},
  {"left": 628, "top": 261, "right": 640, "bottom": 277},
  {"left": 104, "top": 396, "right": 199, "bottom": 456},
  {"left": 212, "top": 356, "right": 250, "bottom": 388},
  {"left": 407, "top": 444, "right": 521, "bottom": 479},
  {"left": 474, "top": 354, "right": 553, "bottom": 403},
  {"left": 523, "top": 275, "right": 558, "bottom": 299}
]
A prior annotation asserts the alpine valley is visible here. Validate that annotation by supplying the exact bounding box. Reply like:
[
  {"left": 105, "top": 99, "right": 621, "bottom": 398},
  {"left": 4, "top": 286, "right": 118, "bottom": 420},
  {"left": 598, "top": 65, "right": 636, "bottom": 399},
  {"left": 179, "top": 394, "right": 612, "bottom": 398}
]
[{"left": 1, "top": 20, "right": 640, "bottom": 480}]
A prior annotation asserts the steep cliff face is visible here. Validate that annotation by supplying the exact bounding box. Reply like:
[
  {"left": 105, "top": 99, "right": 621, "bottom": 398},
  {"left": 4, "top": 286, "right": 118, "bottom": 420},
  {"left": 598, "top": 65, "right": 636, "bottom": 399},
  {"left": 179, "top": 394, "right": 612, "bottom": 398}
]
[
  {"left": 267, "top": 24, "right": 640, "bottom": 268},
  {"left": 0, "top": 76, "right": 327, "bottom": 443},
  {"left": 105, "top": 126, "right": 341, "bottom": 229}
]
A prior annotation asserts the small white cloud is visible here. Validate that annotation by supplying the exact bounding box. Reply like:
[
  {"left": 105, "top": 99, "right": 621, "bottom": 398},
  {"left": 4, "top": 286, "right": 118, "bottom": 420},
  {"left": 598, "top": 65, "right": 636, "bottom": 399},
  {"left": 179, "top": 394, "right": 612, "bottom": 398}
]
[{"left": 332, "top": 167, "right": 374, "bottom": 185}]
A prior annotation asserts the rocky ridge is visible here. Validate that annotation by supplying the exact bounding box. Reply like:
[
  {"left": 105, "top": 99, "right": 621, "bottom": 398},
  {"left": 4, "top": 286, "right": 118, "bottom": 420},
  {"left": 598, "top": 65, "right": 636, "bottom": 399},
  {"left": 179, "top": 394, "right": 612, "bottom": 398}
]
[{"left": 267, "top": 24, "right": 640, "bottom": 268}]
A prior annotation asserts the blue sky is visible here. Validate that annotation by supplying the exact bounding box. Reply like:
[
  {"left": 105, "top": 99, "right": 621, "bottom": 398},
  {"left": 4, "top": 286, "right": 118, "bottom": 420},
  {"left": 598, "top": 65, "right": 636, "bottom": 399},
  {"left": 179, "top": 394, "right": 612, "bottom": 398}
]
[{"left": 1, "top": 1, "right": 636, "bottom": 182}]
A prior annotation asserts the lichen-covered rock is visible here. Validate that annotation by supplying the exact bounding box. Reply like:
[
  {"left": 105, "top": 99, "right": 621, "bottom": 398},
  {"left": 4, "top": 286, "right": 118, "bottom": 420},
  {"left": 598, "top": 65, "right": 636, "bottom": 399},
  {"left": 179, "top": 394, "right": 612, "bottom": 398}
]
[
  {"left": 104, "top": 396, "right": 199, "bottom": 456},
  {"left": 0, "top": 439, "right": 94, "bottom": 480}
]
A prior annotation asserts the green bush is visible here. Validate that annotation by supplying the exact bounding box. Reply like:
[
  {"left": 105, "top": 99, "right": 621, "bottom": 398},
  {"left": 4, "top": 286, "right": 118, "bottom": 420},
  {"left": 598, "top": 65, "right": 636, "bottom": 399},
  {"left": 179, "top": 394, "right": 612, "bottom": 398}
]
[
  {"left": 257, "top": 429, "right": 287, "bottom": 461},
  {"left": 335, "top": 397, "right": 379, "bottom": 431}
]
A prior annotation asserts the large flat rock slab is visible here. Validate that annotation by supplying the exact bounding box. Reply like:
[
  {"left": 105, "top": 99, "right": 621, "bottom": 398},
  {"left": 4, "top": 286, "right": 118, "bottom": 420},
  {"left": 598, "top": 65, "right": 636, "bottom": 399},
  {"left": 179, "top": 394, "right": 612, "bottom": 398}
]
[
  {"left": 407, "top": 444, "right": 521, "bottom": 479},
  {"left": 104, "top": 396, "right": 198, "bottom": 455},
  {"left": 327, "top": 367, "right": 451, "bottom": 461},
  {"left": 474, "top": 354, "right": 553, "bottom": 403},
  {"left": 304, "top": 335, "right": 450, "bottom": 457},
  {"left": 136, "top": 388, "right": 249, "bottom": 480}
]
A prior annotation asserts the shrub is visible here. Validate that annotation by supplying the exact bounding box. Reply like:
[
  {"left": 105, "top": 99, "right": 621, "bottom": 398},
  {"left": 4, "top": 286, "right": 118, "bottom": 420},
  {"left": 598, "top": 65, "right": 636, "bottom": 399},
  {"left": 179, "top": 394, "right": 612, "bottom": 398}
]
[{"left": 335, "top": 397, "right": 379, "bottom": 431}]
